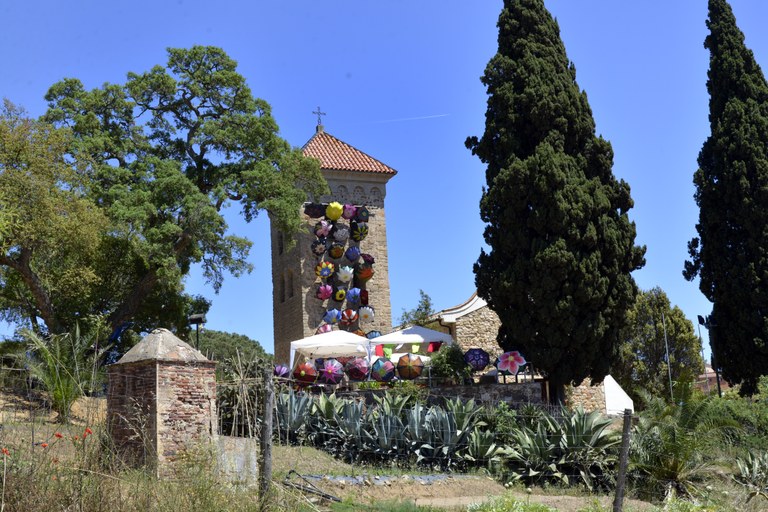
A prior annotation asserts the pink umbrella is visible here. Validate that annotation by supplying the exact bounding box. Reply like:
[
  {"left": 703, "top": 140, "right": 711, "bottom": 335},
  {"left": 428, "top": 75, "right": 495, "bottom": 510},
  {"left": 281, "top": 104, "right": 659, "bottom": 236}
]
[
  {"left": 345, "top": 357, "right": 370, "bottom": 381},
  {"left": 317, "top": 358, "right": 345, "bottom": 385}
]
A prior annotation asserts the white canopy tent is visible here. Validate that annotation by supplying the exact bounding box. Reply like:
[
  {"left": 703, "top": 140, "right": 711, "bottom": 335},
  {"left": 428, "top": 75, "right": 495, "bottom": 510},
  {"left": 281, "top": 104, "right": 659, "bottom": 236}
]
[
  {"left": 372, "top": 325, "right": 454, "bottom": 345},
  {"left": 289, "top": 326, "right": 455, "bottom": 369},
  {"left": 289, "top": 330, "right": 369, "bottom": 369}
]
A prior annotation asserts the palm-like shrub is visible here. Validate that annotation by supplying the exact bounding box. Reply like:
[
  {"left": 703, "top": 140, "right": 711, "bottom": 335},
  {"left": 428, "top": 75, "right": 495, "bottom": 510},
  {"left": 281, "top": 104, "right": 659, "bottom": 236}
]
[
  {"left": 22, "top": 323, "right": 108, "bottom": 423},
  {"left": 629, "top": 386, "right": 737, "bottom": 500}
]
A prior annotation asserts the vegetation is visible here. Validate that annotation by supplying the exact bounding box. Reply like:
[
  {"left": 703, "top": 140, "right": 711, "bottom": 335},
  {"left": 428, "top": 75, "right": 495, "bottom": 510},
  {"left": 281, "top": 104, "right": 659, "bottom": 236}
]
[
  {"left": 0, "top": 46, "right": 327, "bottom": 338},
  {"left": 398, "top": 290, "right": 436, "bottom": 328},
  {"left": 613, "top": 288, "right": 705, "bottom": 404},
  {"left": 466, "top": 0, "right": 645, "bottom": 404},
  {"left": 428, "top": 343, "right": 472, "bottom": 383},
  {"left": 20, "top": 320, "right": 110, "bottom": 423},
  {"left": 683, "top": 0, "right": 768, "bottom": 395}
]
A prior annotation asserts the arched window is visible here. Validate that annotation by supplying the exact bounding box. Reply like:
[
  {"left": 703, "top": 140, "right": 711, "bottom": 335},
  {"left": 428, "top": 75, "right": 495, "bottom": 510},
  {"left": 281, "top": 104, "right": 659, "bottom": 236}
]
[
  {"left": 279, "top": 274, "right": 286, "bottom": 303},
  {"left": 337, "top": 185, "right": 349, "bottom": 201},
  {"left": 287, "top": 271, "right": 295, "bottom": 299},
  {"left": 277, "top": 232, "right": 284, "bottom": 255},
  {"left": 353, "top": 186, "right": 366, "bottom": 203}
]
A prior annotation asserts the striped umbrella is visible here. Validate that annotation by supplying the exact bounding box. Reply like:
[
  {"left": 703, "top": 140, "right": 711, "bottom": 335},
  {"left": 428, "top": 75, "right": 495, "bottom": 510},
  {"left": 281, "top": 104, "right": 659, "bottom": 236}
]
[
  {"left": 370, "top": 357, "right": 396, "bottom": 382},
  {"left": 396, "top": 353, "right": 424, "bottom": 380}
]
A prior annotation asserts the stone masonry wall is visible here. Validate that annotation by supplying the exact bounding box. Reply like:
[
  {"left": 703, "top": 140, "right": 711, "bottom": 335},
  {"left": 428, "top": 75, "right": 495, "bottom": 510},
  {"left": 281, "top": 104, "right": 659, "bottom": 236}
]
[
  {"left": 566, "top": 379, "right": 607, "bottom": 414},
  {"left": 454, "top": 306, "right": 503, "bottom": 357},
  {"left": 155, "top": 361, "right": 217, "bottom": 472},
  {"left": 107, "top": 361, "right": 158, "bottom": 468}
]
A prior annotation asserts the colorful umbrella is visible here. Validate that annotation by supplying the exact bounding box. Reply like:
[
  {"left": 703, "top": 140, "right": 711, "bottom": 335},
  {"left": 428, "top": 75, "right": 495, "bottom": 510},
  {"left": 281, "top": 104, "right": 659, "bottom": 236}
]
[
  {"left": 315, "top": 284, "right": 333, "bottom": 300},
  {"left": 355, "top": 206, "right": 370, "bottom": 222},
  {"left": 340, "top": 308, "right": 359, "bottom": 326},
  {"left": 496, "top": 350, "right": 527, "bottom": 376},
  {"left": 314, "top": 220, "right": 332, "bottom": 237},
  {"left": 293, "top": 362, "right": 317, "bottom": 384},
  {"left": 366, "top": 330, "right": 382, "bottom": 339},
  {"left": 332, "top": 286, "right": 346, "bottom": 302},
  {"left": 464, "top": 348, "right": 490, "bottom": 372},
  {"left": 317, "top": 358, "right": 345, "bottom": 385},
  {"left": 342, "top": 204, "right": 357, "bottom": 220},
  {"left": 370, "top": 357, "right": 396, "bottom": 382},
  {"left": 346, "top": 287, "right": 361, "bottom": 305},
  {"left": 304, "top": 203, "right": 325, "bottom": 218},
  {"left": 311, "top": 239, "right": 327, "bottom": 256},
  {"left": 351, "top": 221, "right": 369, "bottom": 242},
  {"left": 345, "top": 357, "right": 370, "bottom": 381},
  {"left": 325, "top": 201, "right": 343, "bottom": 221},
  {"left": 274, "top": 364, "right": 290, "bottom": 378},
  {"left": 315, "top": 324, "right": 333, "bottom": 334},
  {"left": 355, "top": 265, "right": 374, "bottom": 284},
  {"left": 323, "top": 309, "right": 342, "bottom": 324},
  {"left": 315, "top": 261, "right": 335, "bottom": 279},
  {"left": 337, "top": 266, "right": 354, "bottom": 283},
  {"left": 328, "top": 242, "right": 345, "bottom": 259},
  {"left": 397, "top": 353, "right": 424, "bottom": 380},
  {"left": 333, "top": 224, "right": 350, "bottom": 242},
  {"left": 358, "top": 306, "right": 375, "bottom": 323},
  {"left": 345, "top": 246, "right": 361, "bottom": 263}
]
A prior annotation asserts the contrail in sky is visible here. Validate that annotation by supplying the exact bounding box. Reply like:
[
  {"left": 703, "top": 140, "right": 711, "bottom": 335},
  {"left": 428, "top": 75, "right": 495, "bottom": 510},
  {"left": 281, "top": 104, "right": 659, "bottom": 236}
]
[{"left": 372, "top": 113, "right": 450, "bottom": 124}]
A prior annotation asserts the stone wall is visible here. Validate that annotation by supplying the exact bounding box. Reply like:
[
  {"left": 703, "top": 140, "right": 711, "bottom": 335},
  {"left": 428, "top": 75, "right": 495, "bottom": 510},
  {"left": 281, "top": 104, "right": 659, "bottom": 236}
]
[
  {"left": 453, "top": 306, "right": 503, "bottom": 357},
  {"left": 155, "top": 361, "right": 217, "bottom": 471},
  {"left": 566, "top": 379, "right": 607, "bottom": 414},
  {"left": 107, "top": 361, "right": 158, "bottom": 468}
]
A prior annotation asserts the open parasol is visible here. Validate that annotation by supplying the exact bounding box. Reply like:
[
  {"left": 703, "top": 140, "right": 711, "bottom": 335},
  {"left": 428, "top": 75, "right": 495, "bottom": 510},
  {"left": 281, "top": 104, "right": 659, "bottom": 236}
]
[
  {"left": 464, "top": 348, "right": 490, "bottom": 372},
  {"left": 396, "top": 353, "right": 424, "bottom": 380},
  {"left": 293, "top": 362, "right": 317, "bottom": 384},
  {"left": 274, "top": 364, "right": 290, "bottom": 378},
  {"left": 317, "top": 358, "right": 345, "bottom": 385},
  {"left": 345, "top": 357, "right": 370, "bottom": 381},
  {"left": 370, "top": 357, "right": 396, "bottom": 382},
  {"left": 495, "top": 350, "right": 527, "bottom": 376}
]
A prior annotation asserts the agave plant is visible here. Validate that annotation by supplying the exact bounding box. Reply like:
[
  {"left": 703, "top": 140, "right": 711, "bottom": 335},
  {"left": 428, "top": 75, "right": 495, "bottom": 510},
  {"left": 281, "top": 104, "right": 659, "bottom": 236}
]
[
  {"left": 733, "top": 452, "right": 768, "bottom": 502},
  {"left": 306, "top": 392, "right": 346, "bottom": 448},
  {"left": 462, "top": 429, "right": 506, "bottom": 473},
  {"left": 372, "top": 392, "right": 411, "bottom": 420},
  {"left": 558, "top": 407, "right": 621, "bottom": 491},
  {"left": 333, "top": 400, "right": 375, "bottom": 462},
  {"left": 504, "top": 421, "right": 568, "bottom": 486},
  {"left": 275, "top": 390, "right": 311, "bottom": 444}
]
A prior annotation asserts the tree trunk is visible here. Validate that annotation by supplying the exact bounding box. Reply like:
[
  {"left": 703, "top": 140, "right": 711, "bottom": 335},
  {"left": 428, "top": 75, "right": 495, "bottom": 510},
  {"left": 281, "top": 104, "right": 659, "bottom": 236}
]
[
  {"left": 548, "top": 378, "right": 567, "bottom": 406},
  {"left": 0, "top": 250, "right": 62, "bottom": 333}
]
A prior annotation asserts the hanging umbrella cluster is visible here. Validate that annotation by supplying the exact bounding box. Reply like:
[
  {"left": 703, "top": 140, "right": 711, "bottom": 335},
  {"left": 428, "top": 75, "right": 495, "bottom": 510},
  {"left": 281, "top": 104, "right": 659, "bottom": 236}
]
[{"left": 306, "top": 201, "right": 376, "bottom": 336}]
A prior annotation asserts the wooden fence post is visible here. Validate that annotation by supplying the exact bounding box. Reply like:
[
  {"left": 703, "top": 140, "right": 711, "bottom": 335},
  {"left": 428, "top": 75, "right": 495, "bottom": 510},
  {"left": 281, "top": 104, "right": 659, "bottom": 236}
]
[
  {"left": 259, "top": 364, "right": 274, "bottom": 508},
  {"left": 612, "top": 408, "right": 632, "bottom": 512}
]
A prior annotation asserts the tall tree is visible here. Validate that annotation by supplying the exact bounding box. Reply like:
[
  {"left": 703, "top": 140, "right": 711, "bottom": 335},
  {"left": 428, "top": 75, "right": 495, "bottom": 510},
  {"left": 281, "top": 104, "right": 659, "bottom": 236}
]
[
  {"left": 684, "top": 0, "right": 768, "bottom": 395},
  {"left": 1, "top": 46, "right": 327, "bottom": 336},
  {"left": 467, "top": 0, "right": 645, "bottom": 403},
  {"left": 613, "top": 288, "right": 705, "bottom": 404}
]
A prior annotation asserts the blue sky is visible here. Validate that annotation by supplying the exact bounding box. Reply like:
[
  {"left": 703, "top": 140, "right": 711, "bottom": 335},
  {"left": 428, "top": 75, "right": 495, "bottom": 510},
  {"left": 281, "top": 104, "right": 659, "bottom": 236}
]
[{"left": 3, "top": 1, "right": 768, "bottom": 359}]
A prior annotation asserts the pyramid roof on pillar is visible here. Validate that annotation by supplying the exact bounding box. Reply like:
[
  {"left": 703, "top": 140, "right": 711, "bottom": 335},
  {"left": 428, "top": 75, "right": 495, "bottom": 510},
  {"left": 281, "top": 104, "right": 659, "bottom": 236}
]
[
  {"left": 302, "top": 126, "right": 397, "bottom": 176},
  {"left": 114, "top": 328, "right": 209, "bottom": 364}
]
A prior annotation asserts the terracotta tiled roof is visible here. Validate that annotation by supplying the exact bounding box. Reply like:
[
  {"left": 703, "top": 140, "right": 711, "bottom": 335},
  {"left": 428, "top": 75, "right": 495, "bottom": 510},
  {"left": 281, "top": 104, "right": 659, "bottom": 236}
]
[{"left": 302, "top": 128, "right": 397, "bottom": 175}]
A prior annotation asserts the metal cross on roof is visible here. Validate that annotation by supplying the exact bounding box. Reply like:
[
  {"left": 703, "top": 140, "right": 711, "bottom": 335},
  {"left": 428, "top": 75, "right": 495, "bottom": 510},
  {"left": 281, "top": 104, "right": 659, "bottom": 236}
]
[{"left": 312, "top": 106, "right": 326, "bottom": 127}]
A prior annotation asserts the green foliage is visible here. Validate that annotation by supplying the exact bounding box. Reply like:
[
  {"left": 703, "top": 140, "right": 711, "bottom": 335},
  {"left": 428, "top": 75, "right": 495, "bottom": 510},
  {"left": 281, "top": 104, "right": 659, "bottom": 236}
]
[
  {"left": 387, "top": 380, "right": 429, "bottom": 406},
  {"left": 428, "top": 344, "right": 471, "bottom": 382},
  {"left": 629, "top": 385, "right": 738, "bottom": 500},
  {"left": 467, "top": 0, "right": 645, "bottom": 403},
  {"left": 684, "top": 0, "right": 768, "bottom": 395},
  {"left": 613, "top": 288, "right": 705, "bottom": 404},
  {"left": 398, "top": 290, "right": 435, "bottom": 328},
  {"left": 2, "top": 46, "right": 328, "bottom": 336},
  {"left": 197, "top": 329, "right": 269, "bottom": 363},
  {"left": 20, "top": 320, "right": 110, "bottom": 422},
  {"left": 733, "top": 452, "right": 768, "bottom": 502}
]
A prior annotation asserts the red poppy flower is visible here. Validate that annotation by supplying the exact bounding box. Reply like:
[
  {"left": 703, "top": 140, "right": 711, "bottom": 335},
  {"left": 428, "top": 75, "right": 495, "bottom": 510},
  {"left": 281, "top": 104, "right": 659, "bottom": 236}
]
[
  {"left": 54, "top": 432, "right": 63, "bottom": 439},
  {"left": 85, "top": 427, "right": 93, "bottom": 436},
  {"left": 1, "top": 448, "right": 9, "bottom": 456},
  {"left": 41, "top": 443, "right": 48, "bottom": 448}
]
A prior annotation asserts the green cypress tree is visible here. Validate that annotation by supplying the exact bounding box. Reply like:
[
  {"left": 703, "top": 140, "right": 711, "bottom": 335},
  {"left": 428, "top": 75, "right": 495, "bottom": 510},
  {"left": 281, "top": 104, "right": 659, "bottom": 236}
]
[
  {"left": 466, "top": 0, "right": 645, "bottom": 403},
  {"left": 684, "top": 0, "right": 768, "bottom": 395}
]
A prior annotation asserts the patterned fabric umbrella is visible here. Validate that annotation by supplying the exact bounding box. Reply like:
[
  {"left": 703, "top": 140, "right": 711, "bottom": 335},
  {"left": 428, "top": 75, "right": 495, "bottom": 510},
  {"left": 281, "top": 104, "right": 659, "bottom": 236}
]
[
  {"left": 464, "top": 348, "right": 490, "bottom": 372},
  {"left": 345, "top": 357, "right": 370, "bottom": 381},
  {"left": 366, "top": 330, "right": 382, "bottom": 339},
  {"left": 317, "top": 358, "right": 344, "bottom": 385},
  {"left": 495, "top": 350, "right": 527, "bottom": 376},
  {"left": 396, "top": 353, "right": 424, "bottom": 380},
  {"left": 370, "top": 357, "right": 396, "bottom": 382},
  {"left": 274, "top": 364, "right": 290, "bottom": 378},
  {"left": 293, "top": 362, "right": 317, "bottom": 384},
  {"left": 325, "top": 201, "right": 343, "bottom": 221}
]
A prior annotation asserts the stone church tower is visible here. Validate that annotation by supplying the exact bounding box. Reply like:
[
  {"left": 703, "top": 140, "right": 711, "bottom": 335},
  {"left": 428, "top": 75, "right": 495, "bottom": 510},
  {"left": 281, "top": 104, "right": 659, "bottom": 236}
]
[{"left": 270, "top": 125, "right": 397, "bottom": 364}]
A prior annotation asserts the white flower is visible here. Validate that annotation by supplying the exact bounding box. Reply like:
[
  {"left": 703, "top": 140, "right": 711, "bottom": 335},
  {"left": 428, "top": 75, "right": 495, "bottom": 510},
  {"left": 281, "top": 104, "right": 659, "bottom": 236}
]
[{"left": 337, "top": 266, "right": 354, "bottom": 283}]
